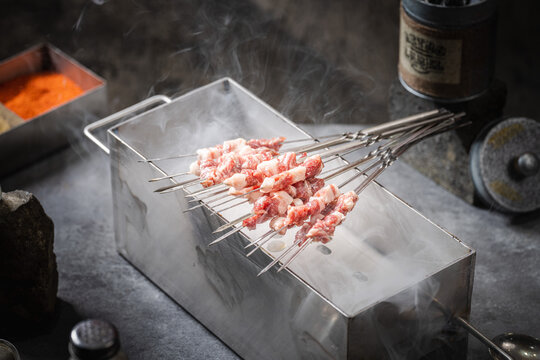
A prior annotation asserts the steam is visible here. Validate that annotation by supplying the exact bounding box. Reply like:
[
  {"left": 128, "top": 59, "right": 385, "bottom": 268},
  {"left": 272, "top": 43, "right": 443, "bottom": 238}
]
[{"left": 32, "top": 1, "right": 470, "bottom": 358}]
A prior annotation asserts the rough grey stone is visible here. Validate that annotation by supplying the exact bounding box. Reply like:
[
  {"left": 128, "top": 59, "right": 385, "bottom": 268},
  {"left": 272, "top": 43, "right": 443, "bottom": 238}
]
[{"left": 0, "top": 190, "right": 58, "bottom": 331}]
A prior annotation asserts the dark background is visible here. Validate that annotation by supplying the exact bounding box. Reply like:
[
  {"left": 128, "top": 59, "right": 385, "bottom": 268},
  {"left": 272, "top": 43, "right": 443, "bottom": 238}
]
[
  {"left": 1, "top": 1, "right": 539, "bottom": 359},
  {"left": 2, "top": 0, "right": 540, "bottom": 126}
]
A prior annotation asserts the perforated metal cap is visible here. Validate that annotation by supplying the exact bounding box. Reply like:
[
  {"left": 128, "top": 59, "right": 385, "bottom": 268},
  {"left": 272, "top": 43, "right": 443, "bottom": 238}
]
[
  {"left": 470, "top": 117, "right": 540, "bottom": 213},
  {"left": 69, "top": 319, "right": 120, "bottom": 360}
]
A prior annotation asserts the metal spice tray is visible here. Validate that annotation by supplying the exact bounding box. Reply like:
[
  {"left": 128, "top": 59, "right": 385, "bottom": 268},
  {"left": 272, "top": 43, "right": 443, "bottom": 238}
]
[{"left": 0, "top": 43, "right": 107, "bottom": 178}]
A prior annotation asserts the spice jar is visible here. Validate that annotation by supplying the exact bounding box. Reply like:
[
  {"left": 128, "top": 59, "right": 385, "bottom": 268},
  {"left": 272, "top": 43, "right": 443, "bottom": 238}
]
[{"left": 398, "top": 0, "right": 497, "bottom": 102}]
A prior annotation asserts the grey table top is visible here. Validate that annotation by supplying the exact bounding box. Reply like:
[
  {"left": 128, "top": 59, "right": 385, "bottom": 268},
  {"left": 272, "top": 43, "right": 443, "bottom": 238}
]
[{"left": 2, "top": 123, "right": 538, "bottom": 360}]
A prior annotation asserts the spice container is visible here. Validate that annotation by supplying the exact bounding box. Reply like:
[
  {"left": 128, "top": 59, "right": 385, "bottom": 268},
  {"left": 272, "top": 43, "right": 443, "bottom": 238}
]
[
  {"left": 0, "top": 104, "right": 23, "bottom": 135},
  {"left": 398, "top": 0, "right": 497, "bottom": 102},
  {"left": 69, "top": 319, "right": 127, "bottom": 360},
  {"left": 0, "top": 43, "right": 107, "bottom": 178}
]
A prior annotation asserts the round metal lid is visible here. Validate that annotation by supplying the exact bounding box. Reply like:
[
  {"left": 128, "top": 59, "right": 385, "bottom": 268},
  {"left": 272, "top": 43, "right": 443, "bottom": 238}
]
[
  {"left": 0, "top": 340, "right": 20, "bottom": 360},
  {"left": 69, "top": 319, "right": 120, "bottom": 360},
  {"left": 402, "top": 0, "right": 497, "bottom": 28},
  {"left": 470, "top": 117, "right": 540, "bottom": 213}
]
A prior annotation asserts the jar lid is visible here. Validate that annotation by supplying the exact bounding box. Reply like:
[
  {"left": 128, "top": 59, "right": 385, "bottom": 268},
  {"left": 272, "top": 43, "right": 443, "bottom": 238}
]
[
  {"left": 470, "top": 117, "right": 540, "bottom": 213},
  {"left": 402, "top": 0, "right": 497, "bottom": 28},
  {"left": 69, "top": 319, "right": 120, "bottom": 360},
  {"left": 0, "top": 339, "right": 21, "bottom": 360}
]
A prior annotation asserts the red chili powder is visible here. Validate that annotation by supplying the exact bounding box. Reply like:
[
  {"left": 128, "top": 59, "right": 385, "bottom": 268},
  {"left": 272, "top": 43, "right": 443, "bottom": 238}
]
[{"left": 0, "top": 72, "right": 84, "bottom": 120}]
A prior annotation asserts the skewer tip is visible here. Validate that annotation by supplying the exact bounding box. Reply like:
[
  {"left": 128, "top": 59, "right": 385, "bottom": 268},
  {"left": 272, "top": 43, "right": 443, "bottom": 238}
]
[
  {"left": 183, "top": 203, "right": 205, "bottom": 213},
  {"left": 246, "top": 247, "right": 259, "bottom": 257},
  {"left": 208, "top": 226, "right": 244, "bottom": 246},
  {"left": 256, "top": 269, "right": 268, "bottom": 277}
]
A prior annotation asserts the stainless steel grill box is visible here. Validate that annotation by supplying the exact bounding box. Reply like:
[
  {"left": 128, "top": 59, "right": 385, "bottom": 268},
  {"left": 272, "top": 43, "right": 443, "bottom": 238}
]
[
  {"left": 85, "top": 78, "right": 475, "bottom": 359},
  {"left": 0, "top": 43, "right": 107, "bottom": 178}
]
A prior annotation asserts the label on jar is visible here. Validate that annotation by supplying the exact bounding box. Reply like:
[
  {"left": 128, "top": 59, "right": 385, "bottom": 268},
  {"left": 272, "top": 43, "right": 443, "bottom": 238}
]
[{"left": 399, "top": 17, "right": 462, "bottom": 85}]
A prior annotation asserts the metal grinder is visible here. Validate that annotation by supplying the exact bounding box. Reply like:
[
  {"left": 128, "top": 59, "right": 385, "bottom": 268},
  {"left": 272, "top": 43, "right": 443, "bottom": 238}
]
[{"left": 470, "top": 117, "right": 540, "bottom": 213}]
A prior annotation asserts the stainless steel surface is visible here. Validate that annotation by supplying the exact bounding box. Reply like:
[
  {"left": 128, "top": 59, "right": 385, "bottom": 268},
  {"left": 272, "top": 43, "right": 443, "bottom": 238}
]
[
  {"left": 491, "top": 333, "right": 540, "bottom": 360},
  {"left": 88, "top": 77, "right": 475, "bottom": 359},
  {"left": 0, "top": 104, "right": 23, "bottom": 134},
  {"left": 0, "top": 43, "right": 107, "bottom": 178},
  {"left": 84, "top": 95, "right": 171, "bottom": 155}
]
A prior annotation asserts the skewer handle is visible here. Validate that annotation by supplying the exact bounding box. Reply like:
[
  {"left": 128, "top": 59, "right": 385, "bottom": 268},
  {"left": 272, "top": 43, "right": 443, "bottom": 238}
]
[
  {"left": 361, "top": 109, "right": 443, "bottom": 136},
  {"left": 453, "top": 317, "right": 514, "bottom": 360}
]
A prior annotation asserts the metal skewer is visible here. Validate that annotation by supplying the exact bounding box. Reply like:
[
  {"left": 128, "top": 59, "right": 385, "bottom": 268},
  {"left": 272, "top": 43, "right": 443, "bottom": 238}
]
[
  {"left": 189, "top": 188, "right": 229, "bottom": 202},
  {"left": 143, "top": 109, "right": 450, "bottom": 187},
  {"left": 208, "top": 225, "right": 245, "bottom": 246},
  {"left": 139, "top": 153, "right": 197, "bottom": 162},
  {"left": 280, "top": 133, "right": 353, "bottom": 145},
  {"left": 246, "top": 228, "right": 285, "bottom": 256},
  {"left": 149, "top": 109, "right": 469, "bottom": 275},
  {"left": 180, "top": 132, "right": 397, "bottom": 206},
  {"left": 213, "top": 214, "right": 252, "bottom": 233},
  {"left": 210, "top": 199, "right": 250, "bottom": 215},
  {"left": 245, "top": 229, "right": 275, "bottom": 249},
  {"left": 140, "top": 135, "right": 321, "bottom": 163},
  {"left": 201, "top": 122, "right": 435, "bottom": 235},
  {"left": 194, "top": 117, "right": 464, "bottom": 242},
  {"left": 257, "top": 117, "right": 468, "bottom": 275},
  {"left": 185, "top": 184, "right": 228, "bottom": 198},
  {"left": 151, "top": 114, "right": 440, "bottom": 195},
  {"left": 149, "top": 172, "right": 192, "bottom": 182},
  {"left": 276, "top": 238, "right": 314, "bottom": 273},
  {"left": 185, "top": 193, "right": 248, "bottom": 212},
  {"left": 154, "top": 177, "right": 202, "bottom": 193},
  {"left": 257, "top": 236, "right": 302, "bottom": 276},
  {"left": 240, "top": 162, "right": 378, "bottom": 258}
]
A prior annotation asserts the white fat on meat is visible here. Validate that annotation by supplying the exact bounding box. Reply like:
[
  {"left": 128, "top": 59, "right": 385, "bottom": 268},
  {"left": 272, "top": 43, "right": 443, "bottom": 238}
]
[
  {"left": 286, "top": 185, "right": 297, "bottom": 198},
  {"left": 256, "top": 158, "right": 279, "bottom": 176},
  {"left": 189, "top": 161, "right": 201, "bottom": 175},
  {"left": 315, "top": 184, "right": 341, "bottom": 203},
  {"left": 292, "top": 198, "right": 303, "bottom": 207},
  {"left": 288, "top": 166, "right": 307, "bottom": 183},
  {"left": 223, "top": 173, "right": 247, "bottom": 189},
  {"left": 341, "top": 192, "right": 357, "bottom": 211},
  {"left": 306, "top": 212, "right": 345, "bottom": 238},
  {"left": 260, "top": 166, "right": 306, "bottom": 193},
  {"left": 273, "top": 191, "right": 294, "bottom": 214},
  {"left": 223, "top": 138, "right": 247, "bottom": 152},
  {"left": 197, "top": 147, "right": 219, "bottom": 162},
  {"left": 260, "top": 178, "right": 275, "bottom": 193},
  {"left": 270, "top": 217, "right": 287, "bottom": 233},
  {"left": 237, "top": 144, "right": 256, "bottom": 155},
  {"left": 246, "top": 190, "right": 262, "bottom": 203}
]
